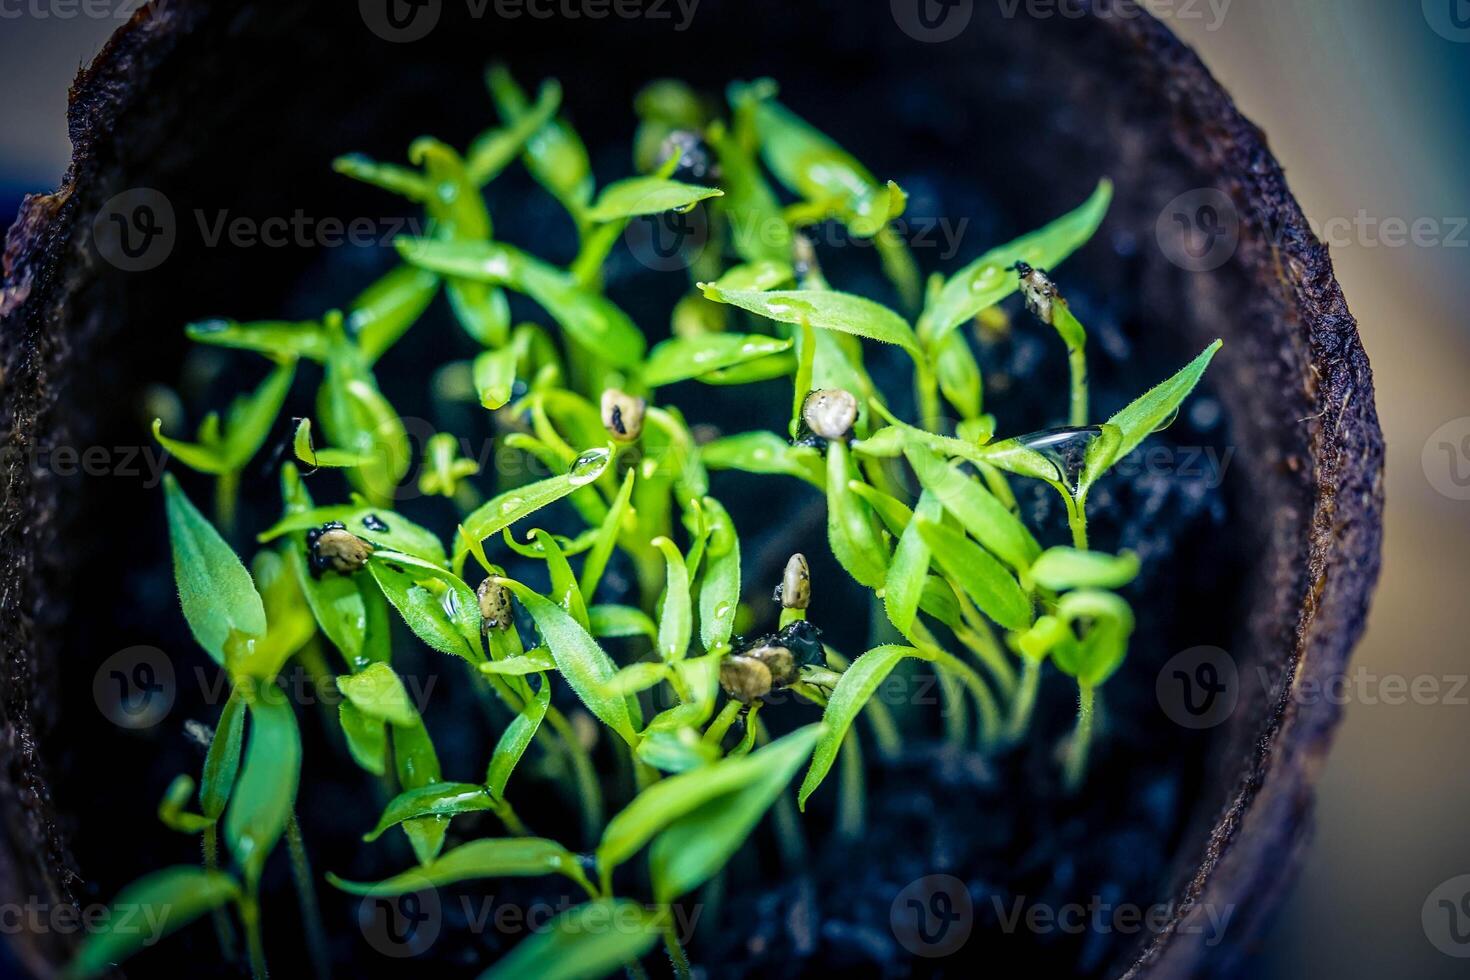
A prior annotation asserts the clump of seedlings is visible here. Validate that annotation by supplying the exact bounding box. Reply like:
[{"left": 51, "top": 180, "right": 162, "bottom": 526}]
[{"left": 72, "top": 69, "right": 1219, "bottom": 978}]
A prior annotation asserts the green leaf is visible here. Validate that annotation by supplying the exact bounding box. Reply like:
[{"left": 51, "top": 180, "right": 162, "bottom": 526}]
[
  {"left": 1102, "top": 340, "right": 1222, "bottom": 467},
  {"left": 602, "top": 661, "right": 672, "bottom": 697},
  {"left": 66, "top": 868, "right": 240, "bottom": 979},
  {"left": 884, "top": 492, "right": 941, "bottom": 636},
  {"left": 480, "top": 900, "right": 659, "bottom": 980},
  {"left": 363, "top": 783, "right": 497, "bottom": 842},
  {"left": 599, "top": 723, "right": 822, "bottom": 881},
  {"left": 497, "top": 579, "right": 637, "bottom": 745},
  {"left": 473, "top": 346, "right": 518, "bottom": 410},
  {"left": 826, "top": 442, "right": 888, "bottom": 590},
  {"left": 486, "top": 677, "right": 551, "bottom": 800},
  {"left": 468, "top": 79, "right": 564, "bottom": 185},
  {"left": 391, "top": 718, "right": 447, "bottom": 863},
  {"left": 348, "top": 264, "right": 441, "bottom": 363},
  {"left": 368, "top": 552, "right": 483, "bottom": 663},
  {"left": 163, "top": 475, "right": 266, "bottom": 665},
  {"left": 1053, "top": 590, "right": 1135, "bottom": 687},
  {"left": 329, "top": 838, "right": 592, "bottom": 896},
  {"left": 709, "top": 260, "right": 794, "bottom": 292},
  {"left": 586, "top": 175, "right": 723, "bottom": 223},
  {"left": 652, "top": 537, "right": 692, "bottom": 662},
  {"left": 454, "top": 449, "right": 611, "bottom": 574},
  {"left": 706, "top": 120, "right": 792, "bottom": 264},
  {"left": 920, "top": 179, "right": 1113, "bottom": 343},
  {"left": 646, "top": 724, "right": 823, "bottom": 902},
  {"left": 589, "top": 604, "right": 658, "bottom": 641},
  {"left": 339, "top": 702, "right": 387, "bottom": 776},
  {"left": 152, "top": 361, "right": 295, "bottom": 476},
  {"left": 799, "top": 646, "right": 922, "bottom": 808},
  {"left": 579, "top": 468, "right": 636, "bottom": 600},
  {"left": 643, "top": 334, "right": 791, "bottom": 388},
  {"left": 158, "top": 775, "right": 213, "bottom": 834},
  {"left": 200, "top": 690, "right": 246, "bottom": 820},
  {"left": 333, "top": 153, "right": 431, "bottom": 201},
  {"left": 699, "top": 431, "right": 824, "bottom": 487},
  {"left": 700, "top": 285, "right": 922, "bottom": 360},
  {"left": 638, "top": 727, "right": 721, "bottom": 774},
  {"left": 337, "top": 663, "right": 419, "bottom": 727},
  {"left": 397, "top": 239, "right": 646, "bottom": 368},
  {"left": 292, "top": 417, "right": 368, "bottom": 469},
  {"left": 479, "top": 649, "right": 559, "bottom": 676},
  {"left": 905, "top": 445, "right": 1041, "bottom": 572},
  {"left": 532, "top": 528, "right": 591, "bottom": 631},
  {"left": 186, "top": 317, "right": 330, "bottom": 362},
  {"left": 698, "top": 498, "right": 741, "bottom": 653},
  {"left": 317, "top": 353, "right": 411, "bottom": 504},
  {"left": 917, "top": 520, "right": 1033, "bottom": 632},
  {"left": 486, "top": 65, "right": 594, "bottom": 219},
  {"left": 1030, "top": 548, "right": 1140, "bottom": 591},
  {"left": 263, "top": 504, "right": 447, "bottom": 567},
  {"left": 224, "top": 690, "right": 300, "bottom": 887}
]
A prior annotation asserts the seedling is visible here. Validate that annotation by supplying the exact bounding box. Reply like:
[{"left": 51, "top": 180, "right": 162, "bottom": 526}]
[{"left": 71, "top": 70, "right": 1219, "bottom": 979}]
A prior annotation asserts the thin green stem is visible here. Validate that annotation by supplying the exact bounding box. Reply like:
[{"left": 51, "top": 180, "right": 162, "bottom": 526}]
[
  {"left": 1065, "top": 493, "right": 1090, "bottom": 551},
  {"left": 545, "top": 707, "right": 604, "bottom": 843},
  {"left": 202, "top": 824, "right": 238, "bottom": 962},
  {"left": 1068, "top": 344, "right": 1090, "bottom": 428},
  {"left": 1064, "top": 683, "right": 1096, "bottom": 791},
  {"left": 495, "top": 799, "right": 532, "bottom": 838},
  {"left": 238, "top": 890, "right": 269, "bottom": 980},
  {"left": 933, "top": 650, "right": 1002, "bottom": 748},
  {"left": 662, "top": 921, "right": 693, "bottom": 980},
  {"left": 1008, "top": 658, "right": 1043, "bottom": 743},
  {"left": 754, "top": 718, "right": 807, "bottom": 865},
  {"left": 836, "top": 730, "right": 865, "bottom": 841},
  {"left": 215, "top": 469, "right": 240, "bottom": 537},
  {"left": 285, "top": 812, "right": 330, "bottom": 980},
  {"left": 703, "top": 699, "right": 742, "bottom": 746}
]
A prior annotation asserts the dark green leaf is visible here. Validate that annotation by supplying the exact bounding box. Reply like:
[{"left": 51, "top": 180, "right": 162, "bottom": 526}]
[
  {"left": 224, "top": 690, "right": 300, "bottom": 887},
  {"left": 163, "top": 475, "right": 266, "bottom": 664},
  {"left": 480, "top": 900, "right": 658, "bottom": 980},
  {"left": 917, "top": 520, "right": 1033, "bottom": 632},
  {"left": 67, "top": 868, "right": 240, "bottom": 979},
  {"left": 644, "top": 334, "right": 791, "bottom": 388}
]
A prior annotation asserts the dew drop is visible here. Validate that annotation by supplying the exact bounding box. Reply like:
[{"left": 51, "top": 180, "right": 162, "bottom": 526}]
[
  {"left": 499, "top": 496, "right": 525, "bottom": 515},
  {"left": 1152, "top": 407, "right": 1181, "bottom": 433},
  {"left": 1015, "top": 425, "right": 1105, "bottom": 491},
  {"left": 569, "top": 447, "right": 612, "bottom": 486}
]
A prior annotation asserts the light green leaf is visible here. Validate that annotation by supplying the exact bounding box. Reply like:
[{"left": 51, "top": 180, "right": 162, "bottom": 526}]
[
  {"left": 700, "top": 285, "right": 922, "bottom": 360},
  {"left": 497, "top": 579, "right": 637, "bottom": 745},
  {"left": 339, "top": 702, "right": 387, "bottom": 776},
  {"left": 337, "top": 663, "right": 419, "bottom": 727},
  {"left": 1103, "top": 340, "right": 1222, "bottom": 467},
  {"left": 698, "top": 498, "right": 740, "bottom": 653},
  {"left": 589, "top": 604, "right": 657, "bottom": 641},
  {"left": 453, "top": 449, "right": 610, "bottom": 574},
  {"left": 884, "top": 492, "right": 941, "bottom": 636},
  {"left": 920, "top": 179, "right": 1113, "bottom": 343},
  {"left": 468, "top": 79, "right": 564, "bottom": 185},
  {"left": 333, "top": 153, "right": 431, "bottom": 201},
  {"left": 826, "top": 442, "right": 888, "bottom": 590},
  {"left": 480, "top": 900, "right": 659, "bottom": 980},
  {"left": 579, "top": 468, "right": 636, "bottom": 600},
  {"left": 586, "top": 176, "right": 723, "bottom": 223},
  {"left": 163, "top": 475, "right": 266, "bottom": 664},
  {"left": 486, "top": 677, "right": 551, "bottom": 800},
  {"left": 1031, "top": 548, "right": 1140, "bottom": 592},
  {"left": 917, "top": 520, "right": 1033, "bottom": 632},
  {"left": 329, "top": 838, "right": 592, "bottom": 896},
  {"left": 348, "top": 264, "right": 441, "bottom": 363},
  {"left": 652, "top": 537, "right": 692, "bottom": 662},
  {"left": 799, "top": 646, "right": 922, "bottom": 808},
  {"left": 200, "top": 689, "right": 246, "bottom": 820},
  {"left": 486, "top": 65, "right": 594, "bottom": 219},
  {"left": 599, "top": 723, "right": 822, "bottom": 881},
  {"left": 646, "top": 724, "right": 823, "bottom": 901},
  {"left": 186, "top": 317, "right": 329, "bottom": 362},
  {"left": 263, "top": 503, "right": 447, "bottom": 567},
  {"left": 699, "top": 431, "right": 824, "bottom": 487},
  {"left": 397, "top": 239, "right": 646, "bottom": 368},
  {"left": 158, "top": 775, "right": 213, "bottom": 834},
  {"left": 368, "top": 552, "right": 483, "bottom": 663},
  {"left": 473, "top": 346, "right": 518, "bottom": 410},
  {"left": 644, "top": 334, "right": 791, "bottom": 388},
  {"left": 363, "top": 783, "right": 497, "bottom": 842},
  {"left": 1053, "top": 590, "right": 1135, "bottom": 687},
  {"left": 224, "top": 690, "right": 300, "bottom": 887},
  {"left": 66, "top": 868, "right": 240, "bottom": 979},
  {"left": 479, "top": 649, "right": 559, "bottom": 676},
  {"left": 905, "top": 445, "right": 1041, "bottom": 572}
]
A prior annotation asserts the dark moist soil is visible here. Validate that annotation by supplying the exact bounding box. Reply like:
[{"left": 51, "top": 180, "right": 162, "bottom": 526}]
[{"left": 52, "top": 92, "right": 1243, "bottom": 979}]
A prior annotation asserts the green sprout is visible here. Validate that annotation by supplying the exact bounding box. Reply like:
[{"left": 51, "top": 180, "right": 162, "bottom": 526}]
[{"left": 74, "top": 67, "right": 1221, "bottom": 979}]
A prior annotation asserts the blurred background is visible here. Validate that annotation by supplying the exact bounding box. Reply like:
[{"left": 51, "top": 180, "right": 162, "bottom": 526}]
[{"left": 1, "top": 1, "right": 1466, "bottom": 977}]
